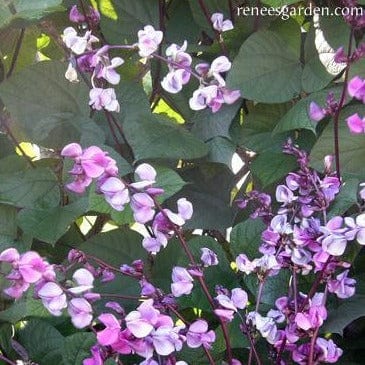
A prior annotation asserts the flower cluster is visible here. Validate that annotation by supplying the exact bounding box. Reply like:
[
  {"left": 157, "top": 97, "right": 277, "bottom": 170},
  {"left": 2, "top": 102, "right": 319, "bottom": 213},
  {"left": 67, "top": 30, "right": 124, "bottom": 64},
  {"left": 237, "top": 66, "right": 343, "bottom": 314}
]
[
  {"left": 62, "top": 6, "right": 240, "bottom": 115},
  {"left": 0, "top": 247, "right": 97, "bottom": 328},
  {"left": 234, "top": 141, "right": 365, "bottom": 363},
  {"left": 61, "top": 143, "right": 193, "bottom": 254}
]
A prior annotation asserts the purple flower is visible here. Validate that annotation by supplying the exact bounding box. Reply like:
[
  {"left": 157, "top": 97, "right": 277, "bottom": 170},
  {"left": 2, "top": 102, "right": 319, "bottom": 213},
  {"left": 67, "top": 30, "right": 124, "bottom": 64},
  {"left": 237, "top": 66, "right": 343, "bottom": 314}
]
[
  {"left": 248, "top": 311, "right": 278, "bottom": 344},
  {"left": 200, "top": 248, "right": 218, "bottom": 266},
  {"left": 161, "top": 41, "right": 192, "bottom": 94},
  {"left": 137, "top": 25, "right": 163, "bottom": 58},
  {"left": 96, "top": 56, "right": 124, "bottom": 85},
  {"left": 320, "top": 176, "right": 340, "bottom": 203},
  {"left": 68, "top": 298, "right": 93, "bottom": 328},
  {"left": 186, "top": 319, "right": 216, "bottom": 349},
  {"left": 211, "top": 13, "right": 234, "bottom": 32},
  {"left": 171, "top": 267, "right": 194, "bottom": 297},
  {"left": 235, "top": 254, "right": 256, "bottom": 275},
  {"left": 69, "top": 5, "right": 86, "bottom": 23},
  {"left": 334, "top": 46, "right": 347, "bottom": 63},
  {"left": 276, "top": 185, "right": 296, "bottom": 205},
  {"left": 189, "top": 85, "right": 220, "bottom": 111},
  {"left": 89, "top": 87, "right": 120, "bottom": 112},
  {"left": 142, "top": 232, "right": 168, "bottom": 254},
  {"left": 161, "top": 69, "right": 187, "bottom": 94},
  {"left": 346, "top": 113, "right": 365, "bottom": 134},
  {"left": 37, "top": 282, "right": 67, "bottom": 316},
  {"left": 320, "top": 216, "right": 348, "bottom": 256},
  {"left": 328, "top": 270, "right": 356, "bottom": 298},
  {"left": 316, "top": 338, "right": 343, "bottom": 363},
  {"left": 308, "top": 101, "right": 327, "bottom": 122}
]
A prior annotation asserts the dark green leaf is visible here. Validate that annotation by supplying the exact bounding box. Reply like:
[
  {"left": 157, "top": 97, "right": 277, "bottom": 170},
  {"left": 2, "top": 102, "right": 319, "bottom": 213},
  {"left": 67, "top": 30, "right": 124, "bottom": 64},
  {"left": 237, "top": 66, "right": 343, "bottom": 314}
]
[
  {"left": 206, "top": 136, "right": 236, "bottom": 169},
  {"left": 0, "top": 167, "right": 60, "bottom": 209},
  {"left": 17, "top": 318, "right": 64, "bottom": 365},
  {"left": 230, "top": 218, "right": 266, "bottom": 258},
  {"left": 0, "top": 61, "right": 103, "bottom": 148},
  {"left": 328, "top": 178, "right": 360, "bottom": 218},
  {"left": 0, "top": 204, "right": 17, "bottom": 239},
  {"left": 155, "top": 165, "right": 186, "bottom": 201},
  {"left": 191, "top": 103, "right": 241, "bottom": 141},
  {"left": 63, "top": 332, "right": 96, "bottom": 365},
  {"left": 124, "top": 114, "right": 208, "bottom": 161},
  {"left": 17, "top": 198, "right": 88, "bottom": 245},
  {"left": 228, "top": 30, "right": 302, "bottom": 103},
  {"left": 250, "top": 152, "right": 297, "bottom": 188},
  {"left": 272, "top": 87, "right": 344, "bottom": 135},
  {"left": 310, "top": 104, "right": 365, "bottom": 179},
  {"left": 98, "top": 0, "right": 159, "bottom": 44},
  {"left": 231, "top": 103, "right": 290, "bottom": 152},
  {"left": 78, "top": 228, "right": 146, "bottom": 312},
  {"left": 172, "top": 164, "right": 235, "bottom": 230},
  {"left": 323, "top": 295, "right": 365, "bottom": 335}
]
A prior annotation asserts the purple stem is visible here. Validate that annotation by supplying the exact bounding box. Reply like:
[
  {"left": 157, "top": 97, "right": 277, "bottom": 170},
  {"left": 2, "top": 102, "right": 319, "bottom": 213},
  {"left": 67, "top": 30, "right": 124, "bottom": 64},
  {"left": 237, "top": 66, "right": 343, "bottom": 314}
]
[{"left": 333, "top": 29, "right": 354, "bottom": 179}]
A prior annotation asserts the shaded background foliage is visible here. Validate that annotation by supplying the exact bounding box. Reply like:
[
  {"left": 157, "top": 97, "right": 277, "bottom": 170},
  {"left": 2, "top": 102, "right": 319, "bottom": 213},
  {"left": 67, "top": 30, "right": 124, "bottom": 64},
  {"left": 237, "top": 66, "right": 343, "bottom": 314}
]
[{"left": 0, "top": 0, "right": 365, "bottom": 364}]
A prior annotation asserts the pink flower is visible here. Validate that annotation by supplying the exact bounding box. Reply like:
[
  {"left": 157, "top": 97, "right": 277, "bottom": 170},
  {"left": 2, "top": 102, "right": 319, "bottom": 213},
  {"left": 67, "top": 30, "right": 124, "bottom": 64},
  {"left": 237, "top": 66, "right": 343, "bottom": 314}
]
[
  {"left": 211, "top": 13, "right": 234, "bottom": 32},
  {"left": 125, "top": 299, "right": 159, "bottom": 338},
  {"left": 308, "top": 101, "right": 327, "bottom": 122},
  {"left": 151, "top": 322, "right": 184, "bottom": 356},
  {"left": 83, "top": 345, "right": 104, "bottom": 365},
  {"left": 327, "top": 270, "right": 356, "bottom": 298},
  {"left": 200, "top": 248, "right": 218, "bottom": 266},
  {"left": 97, "top": 313, "right": 121, "bottom": 346},
  {"left": 320, "top": 216, "right": 348, "bottom": 256},
  {"left": 68, "top": 298, "right": 93, "bottom": 328},
  {"left": 208, "top": 56, "right": 232, "bottom": 86},
  {"left": 68, "top": 268, "right": 94, "bottom": 294},
  {"left": 37, "top": 282, "right": 67, "bottom": 316},
  {"left": 171, "top": 267, "right": 194, "bottom": 297},
  {"left": 161, "top": 69, "right": 187, "bottom": 94},
  {"left": 248, "top": 311, "right": 278, "bottom": 344},
  {"left": 348, "top": 76, "right": 365, "bottom": 102},
  {"left": 62, "top": 27, "right": 99, "bottom": 55},
  {"left": 69, "top": 5, "right": 86, "bottom": 23},
  {"left": 186, "top": 319, "right": 215, "bottom": 349},
  {"left": 295, "top": 293, "right": 327, "bottom": 331},
  {"left": 99, "top": 177, "right": 130, "bottom": 211},
  {"left": 216, "top": 288, "right": 248, "bottom": 314},
  {"left": 346, "top": 113, "right": 365, "bottom": 134},
  {"left": 89, "top": 87, "right": 120, "bottom": 112},
  {"left": 97, "top": 56, "right": 124, "bottom": 85},
  {"left": 316, "top": 338, "right": 343, "bottom": 363},
  {"left": 61, "top": 143, "right": 118, "bottom": 194},
  {"left": 130, "top": 193, "right": 155, "bottom": 224},
  {"left": 236, "top": 253, "right": 257, "bottom": 274},
  {"left": 137, "top": 25, "right": 163, "bottom": 58}
]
